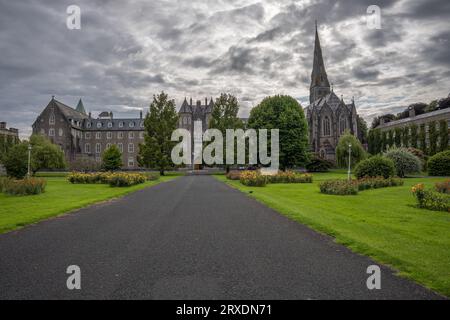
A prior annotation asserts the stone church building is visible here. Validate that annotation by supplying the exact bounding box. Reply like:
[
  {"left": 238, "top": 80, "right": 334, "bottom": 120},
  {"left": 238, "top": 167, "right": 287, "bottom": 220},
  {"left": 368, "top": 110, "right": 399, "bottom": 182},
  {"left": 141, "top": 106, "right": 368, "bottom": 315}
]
[{"left": 305, "top": 24, "right": 359, "bottom": 161}]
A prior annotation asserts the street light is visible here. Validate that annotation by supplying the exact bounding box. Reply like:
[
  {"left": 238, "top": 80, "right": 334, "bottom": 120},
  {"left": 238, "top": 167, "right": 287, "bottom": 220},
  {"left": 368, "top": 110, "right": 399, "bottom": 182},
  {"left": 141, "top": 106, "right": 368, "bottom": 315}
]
[
  {"left": 27, "top": 144, "right": 32, "bottom": 178},
  {"left": 347, "top": 143, "right": 352, "bottom": 181}
]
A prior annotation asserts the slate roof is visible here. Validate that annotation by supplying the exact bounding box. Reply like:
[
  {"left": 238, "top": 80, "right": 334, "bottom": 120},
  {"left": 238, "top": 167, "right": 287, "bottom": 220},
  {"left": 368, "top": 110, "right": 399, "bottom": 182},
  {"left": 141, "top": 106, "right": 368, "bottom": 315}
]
[
  {"left": 83, "top": 118, "right": 144, "bottom": 131},
  {"left": 53, "top": 99, "right": 89, "bottom": 122},
  {"left": 75, "top": 99, "right": 87, "bottom": 115}
]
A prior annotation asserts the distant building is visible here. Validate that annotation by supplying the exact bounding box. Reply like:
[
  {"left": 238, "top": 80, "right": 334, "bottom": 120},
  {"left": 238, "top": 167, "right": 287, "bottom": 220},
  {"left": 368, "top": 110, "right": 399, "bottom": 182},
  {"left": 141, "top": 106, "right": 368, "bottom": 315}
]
[
  {"left": 32, "top": 96, "right": 217, "bottom": 169},
  {"left": 0, "top": 122, "right": 19, "bottom": 145},
  {"left": 305, "top": 23, "right": 359, "bottom": 161}
]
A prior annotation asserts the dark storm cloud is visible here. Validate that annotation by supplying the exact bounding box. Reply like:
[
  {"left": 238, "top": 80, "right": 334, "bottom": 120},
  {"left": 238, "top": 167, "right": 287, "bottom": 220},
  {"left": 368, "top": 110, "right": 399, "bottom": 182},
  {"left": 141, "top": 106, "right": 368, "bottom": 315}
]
[{"left": 0, "top": 0, "right": 449, "bottom": 137}]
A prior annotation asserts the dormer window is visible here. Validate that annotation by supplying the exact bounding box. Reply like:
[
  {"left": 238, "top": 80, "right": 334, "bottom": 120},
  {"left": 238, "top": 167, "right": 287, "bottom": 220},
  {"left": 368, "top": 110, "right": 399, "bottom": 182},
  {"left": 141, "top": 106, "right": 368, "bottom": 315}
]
[
  {"left": 119, "top": 122, "right": 124, "bottom": 128},
  {"left": 108, "top": 122, "right": 113, "bottom": 128},
  {"left": 140, "top": 121, "right": 144, "bottom": 128},
  {"left": 87, "top": 122, "right": 92, "bottom": 128},
  {"left": 129, "top": 122, "right": 135, "bottom": 128},
  {"left": 97, "top": 122, "right": 102, "bottom": 128}
]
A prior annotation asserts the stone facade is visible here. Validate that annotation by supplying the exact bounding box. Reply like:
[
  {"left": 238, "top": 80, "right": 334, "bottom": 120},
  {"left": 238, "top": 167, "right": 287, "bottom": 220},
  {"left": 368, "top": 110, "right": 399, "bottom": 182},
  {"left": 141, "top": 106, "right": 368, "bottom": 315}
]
[
  {"left": 305, "top": 24, "right": 359, "bottom": 161},
  {"left": 0, "top": 122, "right": 19, "bottom": 145},
  {"left": 32, "top": 96, "right": 215, "bottom": 169}
]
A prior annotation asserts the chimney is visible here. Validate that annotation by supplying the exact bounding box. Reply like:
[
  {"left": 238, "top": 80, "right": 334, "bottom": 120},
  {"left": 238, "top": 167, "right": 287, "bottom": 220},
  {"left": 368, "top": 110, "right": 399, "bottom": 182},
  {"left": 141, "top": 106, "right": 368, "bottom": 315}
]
[
  {"left": 409, "top": 106, "right": 415, "bottom": 118},
  {"left": 0, "top": 122, "right": 6, "bottom": 129},
  {"left": 205, "top": 97, "right": 207, "bottom": 106},
  {"left": 88, "top": 112, "right": 92, "bottom": 118},
  {"left": 140, "top": 110, "right": 143, "bottom": 119},
  {"left": 190, "top": 98, "right": 192, "bottom": 106},
  {"left": 110, "top": 112, "right": 113, "bottom": 119}
]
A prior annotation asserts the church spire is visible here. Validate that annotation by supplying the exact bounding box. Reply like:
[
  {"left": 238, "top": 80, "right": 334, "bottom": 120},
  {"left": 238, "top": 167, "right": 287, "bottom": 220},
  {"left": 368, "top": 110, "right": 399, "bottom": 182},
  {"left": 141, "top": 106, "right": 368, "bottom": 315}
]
[
  {"left": 75, "top": 98, "right": 87, "bottom": 115},
  {"left": 310, "top": 22, "right": 331, "bottom": 104}
]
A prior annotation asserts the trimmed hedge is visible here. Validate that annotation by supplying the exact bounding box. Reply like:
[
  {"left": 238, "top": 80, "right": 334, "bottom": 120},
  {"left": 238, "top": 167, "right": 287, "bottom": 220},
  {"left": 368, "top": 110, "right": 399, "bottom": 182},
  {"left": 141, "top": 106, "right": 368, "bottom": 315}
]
[
  {"left": 267, "top": 171, "right": 312, "bottom": 184},
  {"left": 354, "top": 156, "right": 395, "bottom": 179},
  {"left": 428, "top": 150, "right": 450, "bottom": 176},
  {"left": 306, "top": 157, "right": 333, "bottom": 172}
]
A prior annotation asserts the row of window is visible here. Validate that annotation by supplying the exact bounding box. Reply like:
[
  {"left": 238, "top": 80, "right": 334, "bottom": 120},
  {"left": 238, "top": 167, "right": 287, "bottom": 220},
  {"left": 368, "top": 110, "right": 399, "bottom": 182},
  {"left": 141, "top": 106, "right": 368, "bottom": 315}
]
[
  {"left": 85, "top": 142, "right": 135, "bottom": 154},
  {"left": 180, "top": 117, "right": 192, "bottom": 125},
  {"left": 86, "top": 121, "right": 144, "bottom": 129},
  {"left": 43, "top": 128, "right": 144, "bottom": 140}
]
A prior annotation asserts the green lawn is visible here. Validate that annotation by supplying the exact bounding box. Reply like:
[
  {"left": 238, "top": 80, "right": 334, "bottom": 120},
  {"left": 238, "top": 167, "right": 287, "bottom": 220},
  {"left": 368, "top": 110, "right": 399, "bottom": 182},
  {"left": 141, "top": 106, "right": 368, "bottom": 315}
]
[
  {"left": 0, "top": 176, "right": 176, "bottom": 234},
  {"left": 216, "top": 172, "right": 450, "bottom": 297}
]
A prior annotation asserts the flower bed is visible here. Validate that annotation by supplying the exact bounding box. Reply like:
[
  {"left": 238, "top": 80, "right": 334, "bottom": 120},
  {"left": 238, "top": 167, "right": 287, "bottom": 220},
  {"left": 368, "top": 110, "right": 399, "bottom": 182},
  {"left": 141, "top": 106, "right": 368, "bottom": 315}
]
[
  {"left": 267, "top": 171, "right": 313, "bottom": 184},
  {"left": 1, "top": 177, "right": 47, "bottom": 196},
  {"left": 239, "top": 171, "right": 267, "bottom": 187},
  {"left": 319, "top": 176, "right": 403, "bottom": 195},
  {"left": 226, "top": 171, "right": 241, "bottom": 180},
  {"left": 412, "top": 183, "right": 450, "bottom": 212},
  {"left": 435, "top": 180, "right": 450, "bottom": 194},
  {"left": 67, "top": 172, "right": 148, "bottom": 187}
]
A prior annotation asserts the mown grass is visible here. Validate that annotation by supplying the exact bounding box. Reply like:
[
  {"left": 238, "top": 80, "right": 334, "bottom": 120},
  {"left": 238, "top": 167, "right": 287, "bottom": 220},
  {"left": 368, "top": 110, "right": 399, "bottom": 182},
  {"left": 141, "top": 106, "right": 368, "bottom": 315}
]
[
  {"left": 216, "top": 171, "right": 450, "bottom": 297},
  {"left": 0, "top": 176, "right": 176, "bottom": 234}
]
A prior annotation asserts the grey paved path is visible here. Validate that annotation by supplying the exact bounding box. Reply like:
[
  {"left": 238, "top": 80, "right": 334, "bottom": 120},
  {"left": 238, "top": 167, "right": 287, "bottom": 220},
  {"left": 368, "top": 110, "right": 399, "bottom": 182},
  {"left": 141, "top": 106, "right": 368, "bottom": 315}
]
[{"left": 0, "top": 176, "right": 443, "bottom": 299}]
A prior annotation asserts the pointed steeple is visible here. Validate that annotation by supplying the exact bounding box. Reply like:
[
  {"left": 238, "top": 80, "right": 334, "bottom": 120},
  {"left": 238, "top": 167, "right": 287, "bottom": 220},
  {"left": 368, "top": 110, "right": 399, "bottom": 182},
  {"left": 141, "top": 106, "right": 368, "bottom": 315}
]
[
  {"left": 75, "top": 98, "right": 87, "bottom": 115},
  {"left": 310, "top": 21, "right": 331, "bottom": 104}
]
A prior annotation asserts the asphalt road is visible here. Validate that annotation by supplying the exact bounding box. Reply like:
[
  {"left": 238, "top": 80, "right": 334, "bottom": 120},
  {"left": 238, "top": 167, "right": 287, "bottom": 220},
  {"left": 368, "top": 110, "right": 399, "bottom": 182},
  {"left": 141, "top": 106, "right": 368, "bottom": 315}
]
[{"left": 0, "top": 175, "right": 443, "bottom": 299}]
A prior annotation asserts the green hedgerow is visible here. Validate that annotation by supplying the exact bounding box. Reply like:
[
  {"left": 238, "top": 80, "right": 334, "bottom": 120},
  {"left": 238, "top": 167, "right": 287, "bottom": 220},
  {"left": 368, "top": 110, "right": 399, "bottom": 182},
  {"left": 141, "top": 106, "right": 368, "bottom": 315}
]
[
  {"left": 428, "top": 150, "right": 450, "bottom": 176},
  {"left": 354, "top": 155, "right": 396, "bottom": 179}
]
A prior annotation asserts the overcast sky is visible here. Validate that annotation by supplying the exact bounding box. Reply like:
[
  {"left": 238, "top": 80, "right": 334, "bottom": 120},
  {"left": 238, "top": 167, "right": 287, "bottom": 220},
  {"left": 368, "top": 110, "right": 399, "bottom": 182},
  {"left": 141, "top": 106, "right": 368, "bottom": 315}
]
[{"left": 0, "top": 0, "right": 449, "bottom": 138}]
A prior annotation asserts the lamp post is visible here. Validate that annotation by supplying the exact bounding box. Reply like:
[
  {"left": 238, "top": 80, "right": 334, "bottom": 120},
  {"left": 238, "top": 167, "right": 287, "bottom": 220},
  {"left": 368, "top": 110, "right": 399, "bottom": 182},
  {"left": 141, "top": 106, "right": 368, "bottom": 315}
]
[
  {"left": 27, "top": 144, "right": 32, "bottom": 178},
  {"left": 347, "top": 143, "right": 352, "bottom": 181}
]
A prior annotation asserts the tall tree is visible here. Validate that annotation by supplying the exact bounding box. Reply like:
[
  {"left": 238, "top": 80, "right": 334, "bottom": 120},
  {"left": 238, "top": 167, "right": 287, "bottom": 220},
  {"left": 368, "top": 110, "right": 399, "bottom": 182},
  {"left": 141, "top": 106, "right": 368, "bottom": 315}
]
[
  {"left": 357, "top": 116, "right": 368, "bottom": 144},
  {"left": 209, "top": 93, "right": 244, "bottom": 171},
  {"left": 102, "top": 145, "right": 122, "bottom": 171},
  {"left": 336, "top": 130, "right": 367, "bottom": 168},
  {"left": 138, "top": 92, "right": 178, "bottom": 175},
  {"left": 248, "top": 95, "right": 309, "bottom": 170}
]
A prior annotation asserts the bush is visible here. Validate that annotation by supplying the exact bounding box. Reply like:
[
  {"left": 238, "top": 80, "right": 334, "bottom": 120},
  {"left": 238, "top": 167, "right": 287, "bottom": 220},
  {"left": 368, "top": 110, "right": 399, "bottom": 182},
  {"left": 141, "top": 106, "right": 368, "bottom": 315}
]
[
  {"left": 239, "top": 171, "right": 267, "bottom": 187},
  {"left": 435, "top": 180, "right": 450, "bottom": 194},
  {"left": 2, "top": 178, "right": 46, "bottom": 196},
  {"left": 319, "top": 176, "right": 403, "bottom": 195},
  {"left": 383, "top": 147, "right": 422, "bottom": 178},
  {"left": 319, "top": 180, "right": 359, "bottom": 195},
  {"left": 354, "top": 156, "right": 396, "bottom": 179},
  {"left": 146, "top": 172, "right": 160, "bottom": 181},
  {"left": 428, "top": 150, "right": 450, "bottom": 176},
  {"left": 67, "top": 172, "right": 147, "bottom": 187},
  {"left": 412, "top": 183, "right": 450, "bottom": 212},
  {"left": 226, "top": 171, "right": 241, "bottom": 180},
  {"left": 267, "top": 171, "right": 313, "bottom": 183},
  {"left": 108, "top": 173, "right": 146, "bottom": 187},
  {"left": 306, "top": 156, "right": 333, "bottom": 172},
  {"left": 0, "top": 176, "right": 10, "bottom": 193}
]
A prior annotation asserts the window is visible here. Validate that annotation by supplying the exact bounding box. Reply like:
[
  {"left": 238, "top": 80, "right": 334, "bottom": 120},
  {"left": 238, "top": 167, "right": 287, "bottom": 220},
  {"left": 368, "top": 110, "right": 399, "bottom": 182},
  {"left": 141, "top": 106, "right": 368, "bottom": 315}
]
[
  {"left": 119, "top": 122, "right": 124, "bottom": 128},
  {"left": 129, "top": 132, "right": 134, "bottom": 139},
  {"left": 339, "top": 116, "right": 347, "bottom": 134},
  {"left": 108, "top": 122, "right": 113, "bottom": 128},
  {"left": 323, "top": 116, "right": 331, "bottom": 136},
  {"left": 87, "top": 122, "right": 92, "bottom": 128},
  {"left": 97, "top": 122, "right": 102, "bottom": 128},
  {"left": 139, "top": 132, "right": 144, "bottom": 139},
  {"left": 96, "top": 143, "right": 101, "bottom": 154},
  {"left": 40, "top": 128, "right": 45, "bottom": 135},
  {"left": 183, "top": 117, "right": 187, "bottom": 125},
  {"left": 49, "top": 128, "right": 55, "bottom": 136},
  {"left": 85, "top": 143, "right": 91, "bottom": 153},
  {"left": 128, "top": 143, "right": 134, "bottom": 153},
  {"left": 59, "top": 128, "right": 63, "bottom": 137},
  {"left": 128, "top": 157, "right": 135, "bottom": 167},
  {"left": 49, "top": 113, "right": 55, "bottom": 125},
  {"left": 107, "top": 132, "right": 112, "bottom": 139},
  {"left": 106, "top": 143, "right": 111, "bottom": 149},
  {"left": 85, "top": 132, "right": 91, "bottom": 139},
  {"left": 129, "top": 122, "right": 135, "bottom": 128},
  {"left": 96, "top": 132, "right": 101, "bottom": 139},
  {"left": 118, "top": 143, "right": 123, "bottom": 152},
  {"left": 140, "top": 121, "right": 144, "bottom": 128},
  {"left": 179, "top": 118, "right": 182, "bottom": 126},
  {"left": 188, "top": 117, "right": 191, "bottom": 124},
  {"left": 118, "top": 132, "right": 123, "bottom": 139}
]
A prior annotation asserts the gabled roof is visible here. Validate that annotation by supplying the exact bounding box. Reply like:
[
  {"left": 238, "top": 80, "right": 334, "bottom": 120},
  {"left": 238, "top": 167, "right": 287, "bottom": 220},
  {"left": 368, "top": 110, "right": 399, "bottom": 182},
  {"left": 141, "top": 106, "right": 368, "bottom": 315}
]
[
  {"left": 52, "top": 98, "right": 88, "bottom": 121},
  {"left": 179, "top": 97, "right": 192, "bottom": 113}
]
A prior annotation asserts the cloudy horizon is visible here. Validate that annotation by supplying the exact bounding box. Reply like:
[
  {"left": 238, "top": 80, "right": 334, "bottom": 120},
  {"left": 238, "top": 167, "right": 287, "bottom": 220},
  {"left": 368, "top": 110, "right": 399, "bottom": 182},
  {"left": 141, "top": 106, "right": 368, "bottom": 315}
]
[{"left": 0, "top": 0, "right": 449, "bottom": 138}]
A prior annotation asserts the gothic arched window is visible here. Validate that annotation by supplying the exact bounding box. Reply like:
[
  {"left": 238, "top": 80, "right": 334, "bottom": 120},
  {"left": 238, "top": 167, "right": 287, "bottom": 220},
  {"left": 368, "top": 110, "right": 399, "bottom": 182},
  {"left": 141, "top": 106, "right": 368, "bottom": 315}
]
[
  {"left": 339, "top": 116, "right": 347, "bottom": 134},
  {"left": 323, "top": 116, "right": 331, "bottom": 136}
]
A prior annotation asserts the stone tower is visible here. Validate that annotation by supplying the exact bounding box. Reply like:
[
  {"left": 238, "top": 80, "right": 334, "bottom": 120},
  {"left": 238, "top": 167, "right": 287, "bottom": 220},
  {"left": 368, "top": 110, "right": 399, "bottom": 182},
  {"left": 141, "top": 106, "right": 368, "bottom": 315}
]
[{"left": 310, "top": 22, "right": 331, "bottom": 104}]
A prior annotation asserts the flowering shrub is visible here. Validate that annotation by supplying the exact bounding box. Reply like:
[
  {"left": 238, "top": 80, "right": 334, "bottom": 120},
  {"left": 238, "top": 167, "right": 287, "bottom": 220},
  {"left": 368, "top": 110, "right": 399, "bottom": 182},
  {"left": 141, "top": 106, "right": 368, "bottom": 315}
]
[
  {"left": 267, "top": 171, "right": 313, "bottom": 184},
  {"left": 383, "top": 148, "right": 422, "bottom": 177},
  {"left": 412, "top": 183, "right": 450, "bottom": 212},
  {"left": 2, "top": 178, "right": 47, "bottom": 196},
  {"left": 67, "top": 172, "right": 147, "bottom": 187},
  {"left": 319, "top": 180, "right": 359, "bottom": 195},
  {"left": 239, "top": 171, "right": 267, "bottom": 187},
  {"left": 108, "top": 173, "right": 146, "bottom": 187},
  {"left": 320, "top": 176, "right": 404, "bottom": 195},
  {"left": 435, "top": 180, "right": 450, "bottom": 194},
  {"left": 146, "top": 172, "right": 160, "bottom": 181},
  {"left": 226, "top": 171, "right": 241, "bottom": 180}
]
